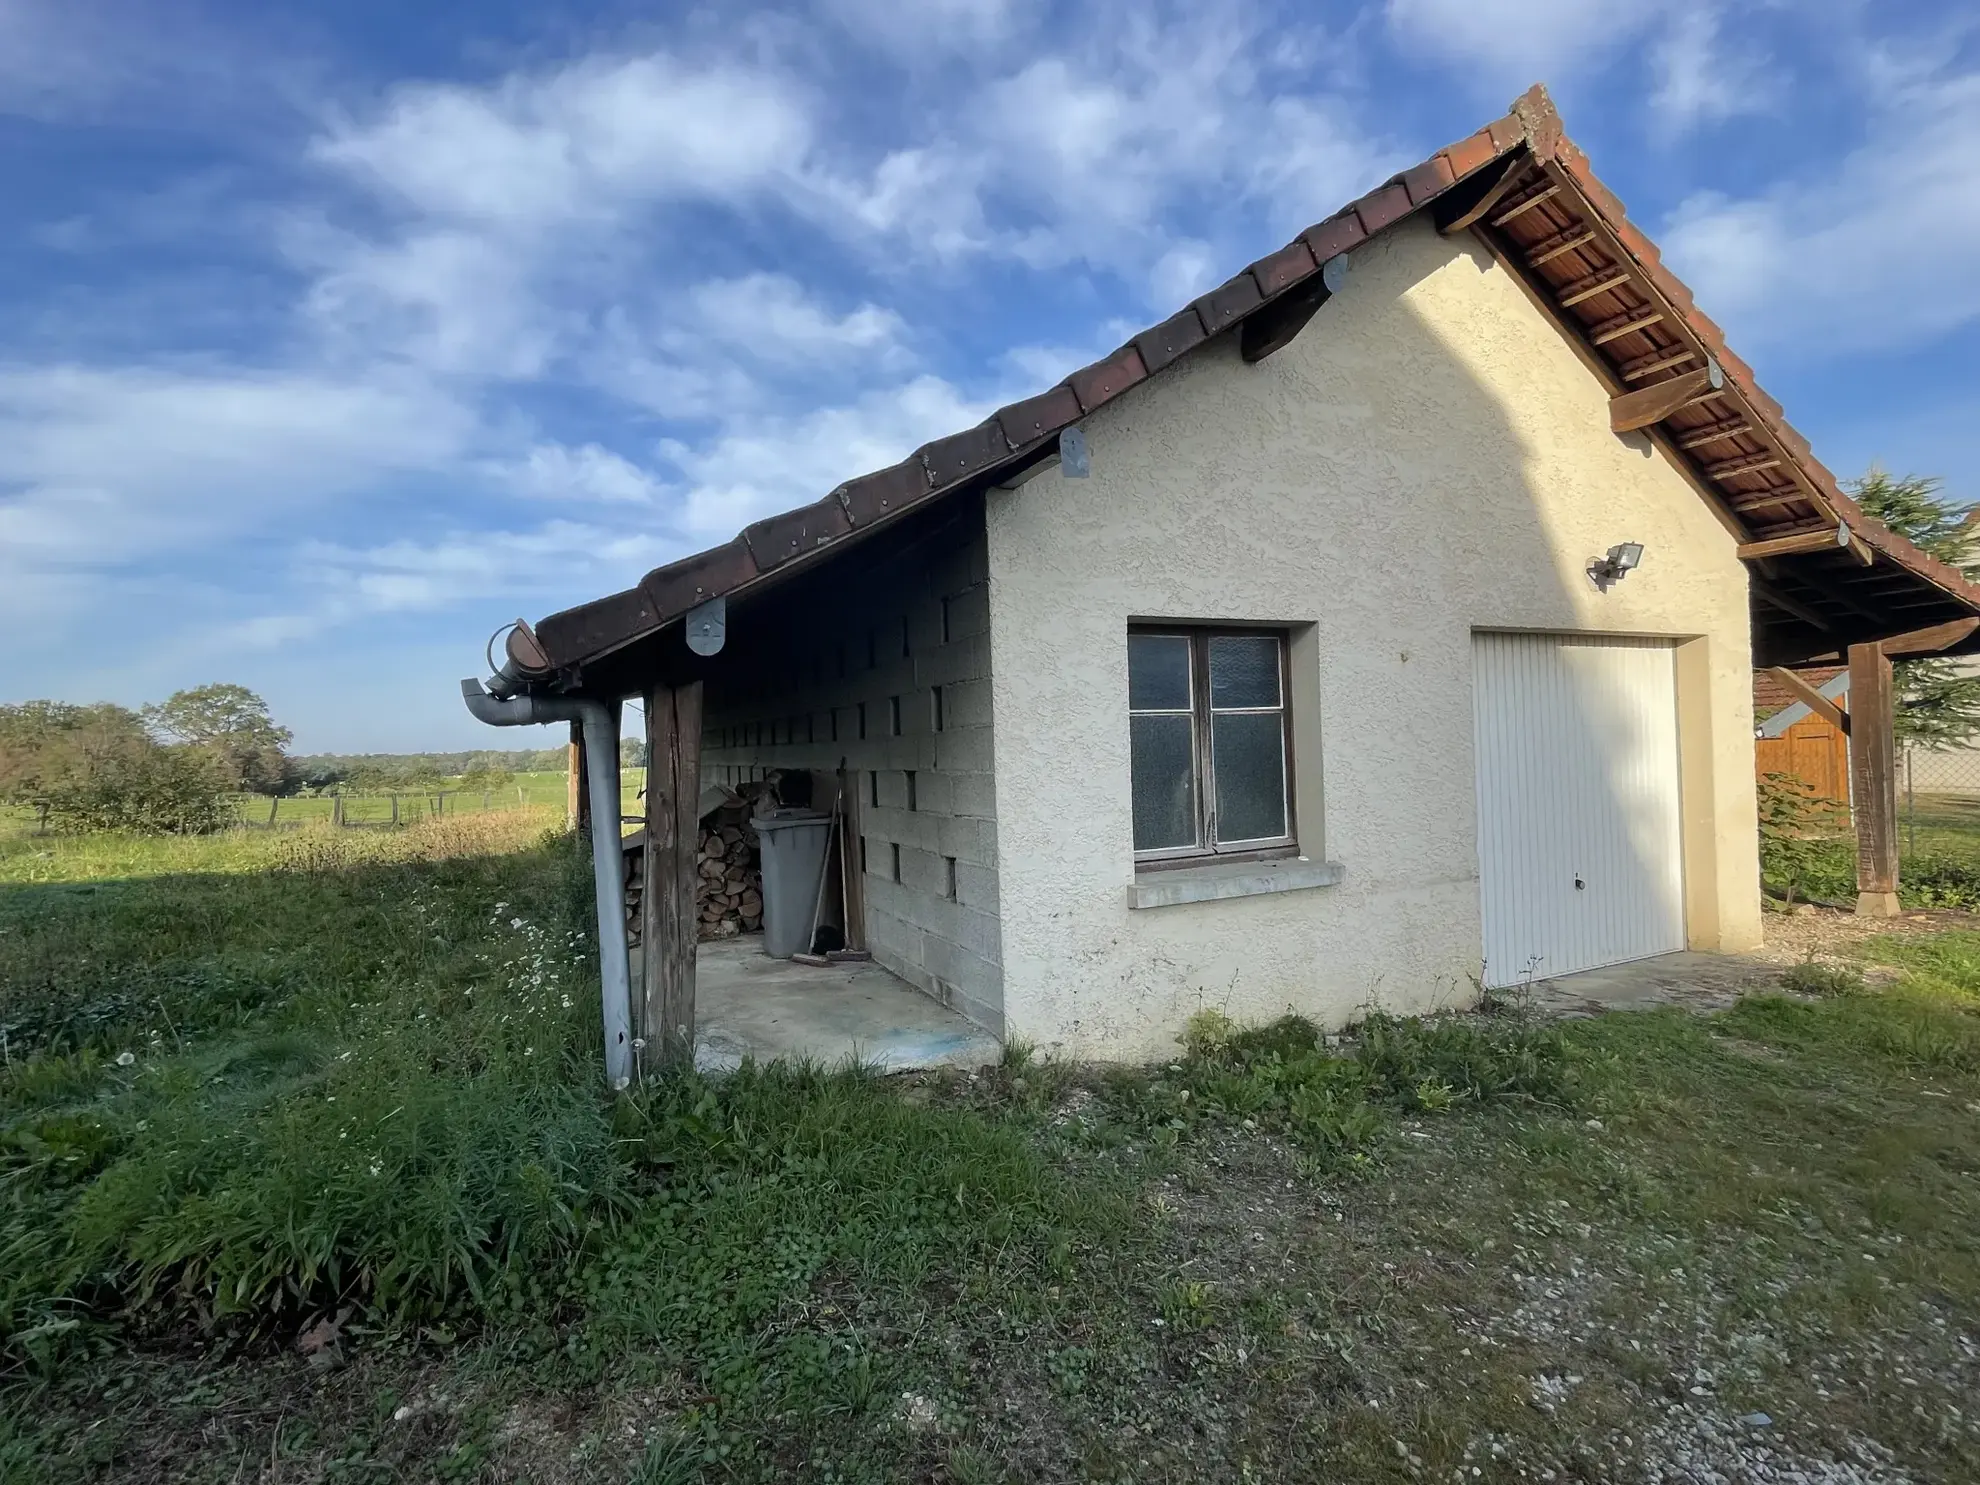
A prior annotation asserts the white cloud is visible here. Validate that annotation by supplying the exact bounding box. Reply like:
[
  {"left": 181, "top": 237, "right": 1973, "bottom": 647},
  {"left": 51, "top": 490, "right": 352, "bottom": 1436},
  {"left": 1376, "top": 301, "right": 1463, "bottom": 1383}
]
[
  {"left": 1647, "top": 5, "right": 1776, "bottom": 134},
  {"left": 500, "top": 443, "right": 665, "bottom": 504},
  {"left": 660, "top": 374, "right": 988, "bottom": 539},
  {"left": 311, "top": 54, "right": 814, "bottom": 228},
  {"left": 299, "top": 520, "right": 675, "bottom": 615},
  {"left": 0, "top": 365, "right": 477, "bottom": 606},
  {"left": 1385, "top": 0, "right": 1661, "bottom": 88},
  {"left": 1660, "top": 65, "right": 1980, "bottom": 354},
  {"left": 825, "top": 0, "right": 1035, "bottom": 58},
  {"left": 685, "top": 275, "right": 907, "bottom": 366}
]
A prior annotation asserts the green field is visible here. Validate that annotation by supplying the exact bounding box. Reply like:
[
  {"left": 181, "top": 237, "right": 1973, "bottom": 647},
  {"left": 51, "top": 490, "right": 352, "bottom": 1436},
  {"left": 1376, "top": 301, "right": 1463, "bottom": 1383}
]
[
  {"left": 0, "top": 769, "right": 646, "bottom": 844},
  {"left": 3, "top": 822, "right": 1977, "bottom": 1481}
]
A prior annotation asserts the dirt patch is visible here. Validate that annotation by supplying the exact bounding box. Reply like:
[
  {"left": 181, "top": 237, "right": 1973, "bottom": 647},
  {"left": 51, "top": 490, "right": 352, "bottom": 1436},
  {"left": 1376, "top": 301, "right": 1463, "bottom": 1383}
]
[{"left": 1752, "top": 904, "right": 1978, "bottom": 968}]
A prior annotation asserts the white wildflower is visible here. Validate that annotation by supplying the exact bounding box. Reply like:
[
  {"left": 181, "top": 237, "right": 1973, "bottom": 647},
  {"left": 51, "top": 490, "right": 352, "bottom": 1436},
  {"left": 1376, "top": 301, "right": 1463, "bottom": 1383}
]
[
  {"left": 510, "top": 917, "right": 523, "bottom": 929},
  {"left": 115, "top": 1051, "right": 136, "bottom": 1067},
  {"left": 369, "top": 1161, "right": 383, "bottom": 1177}
]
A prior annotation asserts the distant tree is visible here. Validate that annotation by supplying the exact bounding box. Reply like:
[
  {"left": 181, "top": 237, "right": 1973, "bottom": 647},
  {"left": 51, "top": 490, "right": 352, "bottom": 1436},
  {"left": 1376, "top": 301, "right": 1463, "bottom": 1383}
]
[
  {"left": 621, "top": 736, "right": 648, "bottom": 769},
  {"left": 1849, "top": 468, "right": 1980, "bottom": 747},
  {"left": 459, "top": 761, "right": 515, "bottom": 800},
  {"left": 0, "top": 700, "right": 232, "bottom": 833},
  {"left": 142, "top": 683, "right": 294, "bottom": 794}
]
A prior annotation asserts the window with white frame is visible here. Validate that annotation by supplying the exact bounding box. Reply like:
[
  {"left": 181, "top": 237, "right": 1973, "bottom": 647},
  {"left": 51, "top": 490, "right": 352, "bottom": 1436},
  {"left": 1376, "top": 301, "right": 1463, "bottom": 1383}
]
[{"left": 1128, "top": 628, "right": 1294, "bottom": 863}]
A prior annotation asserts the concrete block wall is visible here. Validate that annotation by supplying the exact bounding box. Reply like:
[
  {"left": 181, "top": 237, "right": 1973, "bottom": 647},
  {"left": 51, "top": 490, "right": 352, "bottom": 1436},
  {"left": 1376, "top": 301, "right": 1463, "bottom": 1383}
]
[{"left": 700, "top": 507, "right": 1004, "bottom": 1034}]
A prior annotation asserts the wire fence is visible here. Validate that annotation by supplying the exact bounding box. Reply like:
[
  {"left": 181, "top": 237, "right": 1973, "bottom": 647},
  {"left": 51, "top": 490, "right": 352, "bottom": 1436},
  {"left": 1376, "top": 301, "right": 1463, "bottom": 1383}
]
[
  {"left": 1901, "top": 745, "right": 1980, "bottom": 863},
  {"left": 227, "top": 787, "right": 545, "bottom": 830}
]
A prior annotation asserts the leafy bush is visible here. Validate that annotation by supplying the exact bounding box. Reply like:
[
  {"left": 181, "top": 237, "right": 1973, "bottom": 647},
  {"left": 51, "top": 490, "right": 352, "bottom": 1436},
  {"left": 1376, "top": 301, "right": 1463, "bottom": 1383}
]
[
  {"left": 1757, "top": 771, "right": 1849, "bottom": 903},
  {"left": 1897, "top": 855, "right": 1980, "bottom": 910}
]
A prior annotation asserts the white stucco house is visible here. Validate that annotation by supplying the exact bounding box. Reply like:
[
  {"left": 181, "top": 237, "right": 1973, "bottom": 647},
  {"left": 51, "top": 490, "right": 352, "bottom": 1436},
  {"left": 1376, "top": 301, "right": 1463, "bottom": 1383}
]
[{"left": 475, "top": 87, "right": 1980, "bottom": 1066}]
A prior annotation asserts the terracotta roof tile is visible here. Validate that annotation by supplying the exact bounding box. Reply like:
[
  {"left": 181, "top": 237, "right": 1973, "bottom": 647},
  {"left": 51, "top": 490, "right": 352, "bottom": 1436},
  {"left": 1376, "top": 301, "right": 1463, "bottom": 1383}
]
[
  {"left": 1443, "top": 127, "right": 1502, "bottom": 180},
  {"left": 1133, "top": 305, "right": 1211, "bottom": 375},
  {"left": 996, "top": 384, "right": 1083, "bottom": 449},
  {"left": 1066, "top": 343, "right": 1149, "bottom": 414},
  {"left": 742, "top": 495, "right": 854, "bottom": 574},
  {"left": 1351, "top": 180, "right": 1414, "bottom": 236},
  {"left": 1193, "top": 271, "right": 1266, "bottom": 334},
  {"left": 1300, "top": 210, "right": 1366, "bottom": 264},
  {"left": 639, "top": 540, "right": 757, "bottom": 618},
  {"left": 1401, "top": 154, "right": 1457, "bottom": 206},
  {"left": 836, "top": 455, "right": 933, "bottom": 527},
  {"left": 1247, "top": 240, "right": 1318, "bottom": 298},
  {"left": 918, "top": 418, "right": 1015, "bottom": 486}
]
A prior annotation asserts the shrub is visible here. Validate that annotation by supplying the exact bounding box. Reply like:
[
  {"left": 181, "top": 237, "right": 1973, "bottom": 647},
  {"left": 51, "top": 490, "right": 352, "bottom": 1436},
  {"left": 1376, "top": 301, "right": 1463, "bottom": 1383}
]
[
  {"left": 38, "top": 739, "right": 234, "bottom": 835},
  {"left": 1757, "top": 771, "right": 1849, "bottom": 903},
  {"left": 1898, "top": 855, "right": 1980, "bottom": 910}
]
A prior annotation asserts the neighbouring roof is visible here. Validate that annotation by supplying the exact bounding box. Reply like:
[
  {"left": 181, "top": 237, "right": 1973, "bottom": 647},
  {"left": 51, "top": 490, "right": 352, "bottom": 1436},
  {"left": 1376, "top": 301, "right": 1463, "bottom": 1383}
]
[
  {"left": 522, "top": 84, "right": 1980, "bottom": 693},
  {"left": 1754, "top": 667, "right": 1847, "bottom": 736}
]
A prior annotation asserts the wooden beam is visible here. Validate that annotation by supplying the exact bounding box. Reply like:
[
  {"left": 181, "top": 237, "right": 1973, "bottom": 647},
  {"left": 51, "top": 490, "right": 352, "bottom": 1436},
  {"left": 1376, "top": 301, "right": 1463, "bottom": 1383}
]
[
  {"left": 568, "top": 725, "right": 588, "bottom": 835},
  {"left": 1882, "top": 616, "right": 1980, "bottom": 658},
  {"left": 1751, "top": 577, "right": 1836, "bottom": 634},
  {"left": 1432, "top": 151, "right": 1526, "bottom": 235},
  {"left": 1558, "top": 270, "right": 1631, "bottom": 308},
  {"left": 1610, "top": 365, "right": 1719, "bottom": 431},
  {"left": 1848, "top": 642, "right": 1900, "bottom": 916},
  {"left": 1766, "top": 666, "right": 1849, "bottom": 735},
  {"left": 1675, "top": 418, "right": 1751, "bottom": 449},
  {"left": 1729, "top": 489, "right": 1806, "bottom": 514},
  {"left": 1590, "top": 309, "right": 1664, "bottom": 345},
  {"left": 1524, "top": 225, "right": 1598, "bottom": 266},
  {"left": 1488, "top": 182, "right": 1560, "bottom": 226},
  {"left": 1238, "top": 276, "right": 1329, "bottom": 363},
  {"left": 1621, "top": 346, "right": 1699, "bottom": 380},
  {"left": 1705, "top": 452, "right": 1782, "bottom": 480},
  {"left": 1739, "top": 526, "right": 1856, "bottom": 561},
  {"left": 639, "top": 680, "right": 703, "bottom": 1073}
]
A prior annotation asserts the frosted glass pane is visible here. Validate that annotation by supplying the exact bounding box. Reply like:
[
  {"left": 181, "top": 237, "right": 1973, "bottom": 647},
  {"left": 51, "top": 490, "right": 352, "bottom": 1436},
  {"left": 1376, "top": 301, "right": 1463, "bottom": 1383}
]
[
  {"left": 1129, "top": 634, "right": 1191, "bottom": 711},
  {"left": 1131, "top": 713, "right": 1196, "bottom": 850},
  {"left": 1209, "top": 635, "right": 1280, "bottom": 709},
  {"left": 1213, "top": 712, "right": 1286, "bottom": 841}
]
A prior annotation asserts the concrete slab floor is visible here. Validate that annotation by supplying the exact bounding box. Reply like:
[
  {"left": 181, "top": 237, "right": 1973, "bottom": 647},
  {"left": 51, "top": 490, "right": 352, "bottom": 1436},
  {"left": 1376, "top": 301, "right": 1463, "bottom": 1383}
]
[
  {"left": 1522, "top": 950, "right": 1778, "bottom": 1020},
  {"left": 686, "top": 935, "right": 1002, "bottom": 1074}
]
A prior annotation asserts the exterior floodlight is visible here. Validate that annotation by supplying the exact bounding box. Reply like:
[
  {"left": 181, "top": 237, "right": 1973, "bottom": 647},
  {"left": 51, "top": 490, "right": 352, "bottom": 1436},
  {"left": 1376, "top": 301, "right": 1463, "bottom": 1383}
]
[{"left": 1588, "top": 541, "right": 1645, "bottom": 591}]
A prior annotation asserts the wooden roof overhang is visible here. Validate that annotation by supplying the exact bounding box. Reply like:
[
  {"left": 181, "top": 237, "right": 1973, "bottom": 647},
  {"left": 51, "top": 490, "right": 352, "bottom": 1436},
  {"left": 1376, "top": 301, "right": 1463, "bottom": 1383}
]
[{"left": 515, "top": 86, "right": 1980, "bottom": 697}]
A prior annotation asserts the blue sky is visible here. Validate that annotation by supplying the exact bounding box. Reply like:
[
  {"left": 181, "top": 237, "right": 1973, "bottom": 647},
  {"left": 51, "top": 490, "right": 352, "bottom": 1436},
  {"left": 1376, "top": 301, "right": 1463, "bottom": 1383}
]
[{"left": 4, "top": 0, "right": 1978, "bottom": 752}]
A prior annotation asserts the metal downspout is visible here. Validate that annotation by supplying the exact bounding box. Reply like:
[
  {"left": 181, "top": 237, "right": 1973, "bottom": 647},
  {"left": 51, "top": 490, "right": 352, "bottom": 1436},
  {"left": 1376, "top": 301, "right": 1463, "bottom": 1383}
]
[{"left": 461, "top": 679, "right": 635, "bottom": 1088}]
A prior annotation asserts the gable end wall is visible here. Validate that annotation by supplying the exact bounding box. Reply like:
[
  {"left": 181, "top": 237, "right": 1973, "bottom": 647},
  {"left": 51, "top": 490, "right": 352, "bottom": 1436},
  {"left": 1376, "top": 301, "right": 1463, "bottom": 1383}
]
[{"left": 985, "top": 216, "right": 1761, "bottom": 1059}]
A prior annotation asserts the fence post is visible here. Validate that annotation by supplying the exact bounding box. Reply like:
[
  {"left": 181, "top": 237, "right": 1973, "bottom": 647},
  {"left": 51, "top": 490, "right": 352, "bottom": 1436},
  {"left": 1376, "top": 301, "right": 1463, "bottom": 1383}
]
[
  {"left": 332, "top": 794, "right": 343, "bottom": 828},
  {"left": 391, "top": 794, "right": 400, "bottom": 827},
  {"left": 1904, "top": 747, "right": 1915, "bottom": 860},
  {"left": 268, "top": 796, "right": 279, "bottom": 827}
]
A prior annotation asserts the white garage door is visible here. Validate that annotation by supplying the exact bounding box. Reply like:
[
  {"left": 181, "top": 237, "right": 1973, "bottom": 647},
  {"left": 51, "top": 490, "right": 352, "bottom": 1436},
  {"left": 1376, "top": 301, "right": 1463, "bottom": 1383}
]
[{"left": 1472, "top": 632, "right": 1685, "bottom": 988}]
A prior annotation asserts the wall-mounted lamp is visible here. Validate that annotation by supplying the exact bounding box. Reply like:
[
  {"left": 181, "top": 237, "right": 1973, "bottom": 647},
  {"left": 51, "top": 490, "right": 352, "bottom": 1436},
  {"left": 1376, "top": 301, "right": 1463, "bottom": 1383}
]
[{"left": 1588, "top": 541, "right": 1645, "bottom": 592}]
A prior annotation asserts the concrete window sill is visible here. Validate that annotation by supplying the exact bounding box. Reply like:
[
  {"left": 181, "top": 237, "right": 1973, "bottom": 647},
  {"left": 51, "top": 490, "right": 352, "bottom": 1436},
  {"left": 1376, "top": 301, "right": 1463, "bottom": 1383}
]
[{"left": 1129, "top": 857, "right": 1345, "bottom": 910}]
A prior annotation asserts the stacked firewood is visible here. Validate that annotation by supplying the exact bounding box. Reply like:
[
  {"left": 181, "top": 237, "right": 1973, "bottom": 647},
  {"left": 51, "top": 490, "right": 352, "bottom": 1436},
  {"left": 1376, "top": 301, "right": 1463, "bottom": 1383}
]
[{"left": 696, "top": 812, "right": 762, "bottom": 939}]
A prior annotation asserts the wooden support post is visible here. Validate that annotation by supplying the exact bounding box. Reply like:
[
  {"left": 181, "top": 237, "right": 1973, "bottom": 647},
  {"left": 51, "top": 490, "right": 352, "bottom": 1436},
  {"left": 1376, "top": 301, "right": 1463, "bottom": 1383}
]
[
  {"left": 1848, "top": 641, "right": 1900, "bottom": 917},
  {"left": 639, "top": 681, "right": 703, "bottom": 1074},
  {"left": 838, "top": 764, "right": 868, "bottom": 952},
  {"left": 567, "top": 724, "right": 589, "bottom": 835}
]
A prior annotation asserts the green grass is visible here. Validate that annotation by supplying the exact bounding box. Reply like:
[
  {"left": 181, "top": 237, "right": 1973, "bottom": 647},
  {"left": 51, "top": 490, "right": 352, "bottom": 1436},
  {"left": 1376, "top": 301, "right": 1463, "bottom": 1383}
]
[
  {"left": 3, "top": 824, "right": 1978, "bottom": 1481},
  {"left": 0, "top": 769, "right": 644, "bottom": 842}
]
